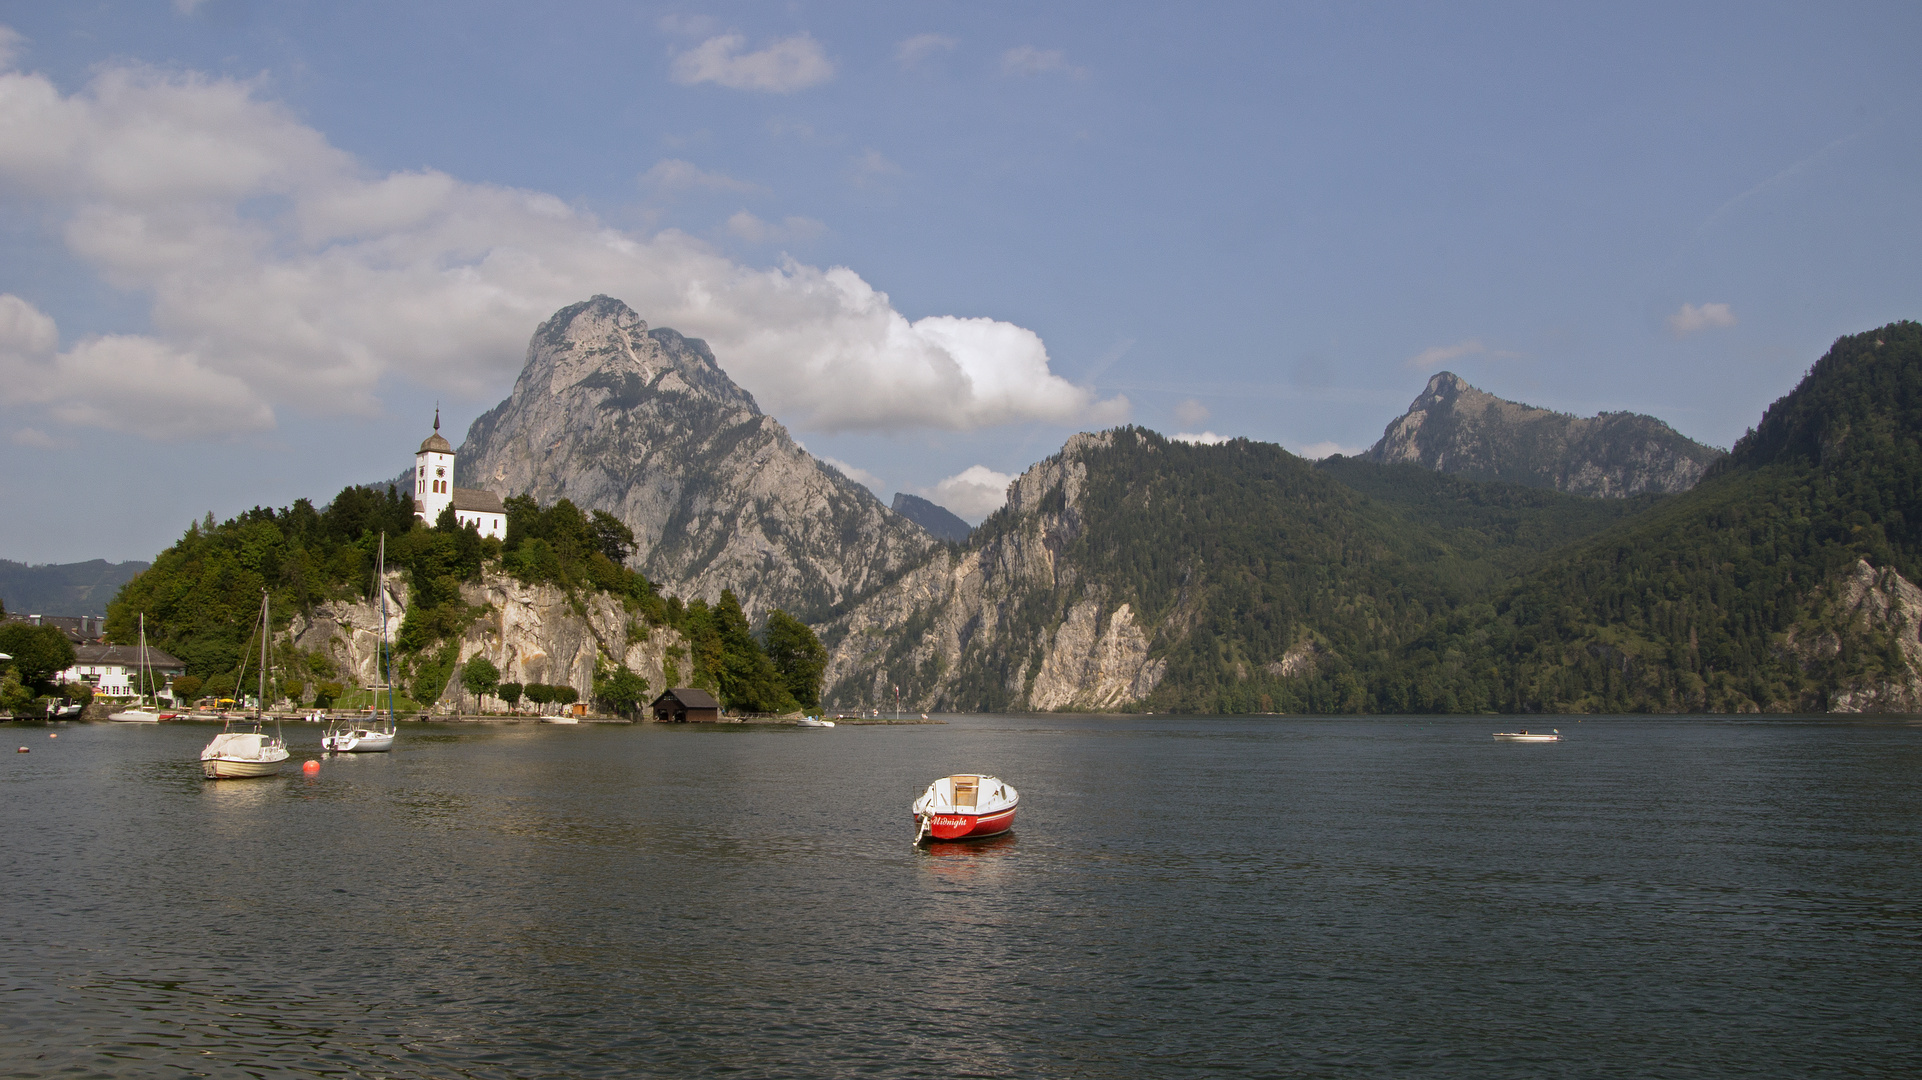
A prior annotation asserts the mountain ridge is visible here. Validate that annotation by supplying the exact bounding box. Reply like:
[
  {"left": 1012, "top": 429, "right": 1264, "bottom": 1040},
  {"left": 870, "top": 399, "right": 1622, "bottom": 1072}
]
[
  {"left": 1364, "top": 371, "right": 1724, "bottom": 497},
  {"left": 453, "top": 296, "right": 937, "bottom": 622}
]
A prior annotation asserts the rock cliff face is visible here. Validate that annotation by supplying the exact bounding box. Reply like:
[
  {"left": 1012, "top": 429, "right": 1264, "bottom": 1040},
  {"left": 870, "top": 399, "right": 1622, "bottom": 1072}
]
[
  {"left": 1792, "top": 559, "right": 1922, "bottom": 714},
  {"left": 288, "top": 568, "right": 685, "bottom": 710},
  {"left": 822, "top": 432, "right": 1168, "bottom": 713},
  {"left": 454, "top": 297, "right": 936, "bottom": 621},
  {"left": 1364, "top": 372, "right": 1723, "bottom": 497}
]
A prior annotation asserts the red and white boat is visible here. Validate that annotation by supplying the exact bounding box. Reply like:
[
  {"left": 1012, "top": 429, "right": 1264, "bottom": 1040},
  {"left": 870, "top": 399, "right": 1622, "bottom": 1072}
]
[{"left": 912, "top": 774, "right": 1019, "bottom": 844}]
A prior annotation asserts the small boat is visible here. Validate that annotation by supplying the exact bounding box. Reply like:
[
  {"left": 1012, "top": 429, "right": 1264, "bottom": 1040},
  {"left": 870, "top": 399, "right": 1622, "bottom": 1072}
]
[
  {"left": 795, "top": 716, "right": 835, "bottom": 727},
  {"left": 201, "top": 592, "right": 289, "bottom": 779},
  {"left": 912, "top": 774, "right": 1019, "bottom": 844},
  {"left": 540, "top": 715, "right": 579, "bottom": 725},
  {"left": 1494, "top": 729, "right": 1560, "bottom": 742},
  {"left": 109, "top": 614, "right": 166, "bottom": 722},
  {"left": 48, "top": 702, "right": 83, "bottom": 720},
  {"left": 322, "top": 533, "right": 397, "bottom": 754}
]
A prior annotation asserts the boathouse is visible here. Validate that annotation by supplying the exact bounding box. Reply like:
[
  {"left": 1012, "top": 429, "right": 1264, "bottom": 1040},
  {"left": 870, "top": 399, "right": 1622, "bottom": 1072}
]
[{"left": 650, "top": 688, "right": 721, "bottom": 723}]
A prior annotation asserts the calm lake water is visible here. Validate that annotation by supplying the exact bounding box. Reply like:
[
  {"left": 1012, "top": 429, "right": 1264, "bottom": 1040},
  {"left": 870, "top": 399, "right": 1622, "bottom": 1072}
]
[{"left": 3, "top": 715, "right": 1920, "bottom": 1078}]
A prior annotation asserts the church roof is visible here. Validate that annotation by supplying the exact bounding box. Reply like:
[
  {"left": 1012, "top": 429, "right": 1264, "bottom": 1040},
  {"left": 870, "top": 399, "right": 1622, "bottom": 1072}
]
[
  {"left": 451, "top": 487, "right": 506, "bottom": 514},
  {"left": 418, "top": 431, "right": 453, "bottom": 454}
]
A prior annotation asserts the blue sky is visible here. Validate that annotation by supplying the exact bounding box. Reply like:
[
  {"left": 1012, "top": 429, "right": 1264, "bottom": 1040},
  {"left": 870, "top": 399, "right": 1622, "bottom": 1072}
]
[{"left": 0, "top": 1, "right": 1918, "bottom": 563}]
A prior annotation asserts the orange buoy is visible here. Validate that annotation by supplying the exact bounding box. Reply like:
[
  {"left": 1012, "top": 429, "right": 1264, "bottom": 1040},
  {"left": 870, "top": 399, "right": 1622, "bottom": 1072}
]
[
  {"left": 15, "top": 747, "right": 27, "bottom": 753},
  {"left": 303, "top": 759, "right": 320, "bottom": 773},
  {"left": 49, "top": 732, "right": 58, "bottom": 738}
]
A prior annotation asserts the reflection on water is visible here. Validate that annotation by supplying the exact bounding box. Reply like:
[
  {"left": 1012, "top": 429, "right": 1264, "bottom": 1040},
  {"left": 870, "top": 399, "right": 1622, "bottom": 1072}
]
[{"left": 5, "top": 716, "right": 1922, "bottom": 1078}]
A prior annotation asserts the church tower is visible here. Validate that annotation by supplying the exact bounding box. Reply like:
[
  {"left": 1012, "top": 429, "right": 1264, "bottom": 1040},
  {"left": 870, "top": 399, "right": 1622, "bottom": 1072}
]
[
  {"left": 414, "top": 408, "right": 456, "bottom": 525},
  {"left": 411, "top": 409, "right": 507, "bottom": 539}
]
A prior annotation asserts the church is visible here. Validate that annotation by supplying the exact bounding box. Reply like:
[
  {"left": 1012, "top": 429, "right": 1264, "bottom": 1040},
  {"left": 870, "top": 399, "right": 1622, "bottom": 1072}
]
[{"left": 414, "top": 410, "right": 508, "bottom": 539}]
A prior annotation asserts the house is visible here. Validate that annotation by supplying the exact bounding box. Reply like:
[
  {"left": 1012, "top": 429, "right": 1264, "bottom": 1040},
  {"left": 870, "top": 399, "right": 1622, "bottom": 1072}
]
[
  {"left": 3, "top": 613, "right": 106, "bottom": 644},
  {"left": 59, "top": 643, "right": 186, "bottom": 698},
  {"left": 412, "top": 408, "right": 507, "bottom": 539},
  {"left": 650, "top": 687, "right": 721, "bottom": 723}
]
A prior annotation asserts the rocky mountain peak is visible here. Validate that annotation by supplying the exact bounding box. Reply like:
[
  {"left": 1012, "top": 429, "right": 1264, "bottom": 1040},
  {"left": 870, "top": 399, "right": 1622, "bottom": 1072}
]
[
  {"left": 1364, "top": 371, "right": 1723, "bottom": 497},
  {"left": 456, "top": 297, "right": 936, "bottom": 621}
]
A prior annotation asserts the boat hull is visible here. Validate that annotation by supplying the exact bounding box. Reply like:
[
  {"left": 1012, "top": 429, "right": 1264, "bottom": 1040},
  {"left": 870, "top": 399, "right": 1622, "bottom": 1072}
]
[
  {"left": 108, "top": 710, "right": 162, "bottom": 723},
  {"left": 923, "top": 805, "right": 1017, "bottom": 841},
  {"left": 201, "top": 753, "right": 288, "bottom": 778},
  {"left": 1493, "top": 733, "right": 1560, "bottom": 742},
  {"left": 322, "top": 730, "right": 394, "bottom": 753}
]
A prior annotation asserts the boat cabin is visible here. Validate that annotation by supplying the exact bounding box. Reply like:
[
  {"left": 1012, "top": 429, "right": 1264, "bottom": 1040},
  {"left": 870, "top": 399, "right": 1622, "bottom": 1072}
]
[{"left": 650, "top": 687, "right": 721, "bottom": 723}]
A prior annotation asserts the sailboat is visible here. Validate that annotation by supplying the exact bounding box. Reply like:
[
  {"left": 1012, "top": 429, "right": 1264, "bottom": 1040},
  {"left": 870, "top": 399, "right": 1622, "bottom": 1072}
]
[
  {"left": 323, "top": 533, "right": 397, "bottom": 753},
  {"left": 200, "top": 592, "right": 290, "bottom": 778},
  {"left": 108, "top": 613, "right": 169, "bottom": 723}
]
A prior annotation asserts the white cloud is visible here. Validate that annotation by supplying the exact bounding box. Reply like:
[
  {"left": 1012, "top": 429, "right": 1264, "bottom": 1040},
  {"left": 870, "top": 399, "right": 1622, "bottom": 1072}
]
[
  {"left": 850, "top": 148, "right": 904, "bottom": 186},
  {"left": 1406, "top": 339, "right": 1485, "bottom": 370},
  {"left": 9, "top": 427, "right": 65, "bottom": 449},
  {"left": 1174, "top": 398, "right": 1209, "bottom": 426},
  {"left": 896, "top": 33, "right": 957, "bottom": 67},
  {"left": 0, "top": 293, "right": 274, "bottom": 439},
  {"left": 0, "top": 63, "right": 1122, "bottom": 438},
  {"left": 1000, "top": 46, "right": 1084, "bottom": 78},
  {"left": 1171, "top": 431, "right": 1229, "bottom": 445},
  {"left": 0, "top": 25, "right": 23, "bottom": 69},
  {"left": 725, "top": 211, "right": 826, "bottom": 244},
  {"left": 1667, "top": 302, "right": 1737, "bottom": 336},
  {"left": 1294, "top": 440, "right": 1364, "bottom": 460},
  {"left": 820, "top": 456, "right": 883, "bottom": 493},
  {"left": 928, "top": 465, "right": 1015, "bottom": 523},
  {"left": 640, "top": 159, "right": 764, "bottom": 195},
  {"left": 671, "top": 34, "right": 834, "bottom": 93}
]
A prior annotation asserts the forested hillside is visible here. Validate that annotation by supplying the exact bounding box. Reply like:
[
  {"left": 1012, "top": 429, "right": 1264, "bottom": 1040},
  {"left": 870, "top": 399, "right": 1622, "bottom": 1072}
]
[
  {"left": 105, "top": 488, "right": 823, "bottom": 713},
  {"left": 825, "top": 321, "right": 1922, "bottom": 714}
]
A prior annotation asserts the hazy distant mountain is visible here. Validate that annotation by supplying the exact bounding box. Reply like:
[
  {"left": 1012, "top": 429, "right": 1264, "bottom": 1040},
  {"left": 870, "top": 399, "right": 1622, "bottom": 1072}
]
[
  {"left": 0, "top": 559, "right": 149, "bottom": 617},
  {"left": 1363, "top": 371, "right": 1724, "bottom": 497},
  {"left": 890, "top": 493, "right": 971, "bottom": 543},
  {"left": 455, "top": 296, "right": 936, "bottom": 622}
]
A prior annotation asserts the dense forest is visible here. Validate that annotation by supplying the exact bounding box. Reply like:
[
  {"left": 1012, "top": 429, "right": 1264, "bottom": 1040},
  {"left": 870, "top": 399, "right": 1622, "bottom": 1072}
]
[
  {"left": 863, "top": 321, "right": 1921, "bottom": 714},
  {"left": 104, "top": 489, "right": 824, "bottom": 715}
]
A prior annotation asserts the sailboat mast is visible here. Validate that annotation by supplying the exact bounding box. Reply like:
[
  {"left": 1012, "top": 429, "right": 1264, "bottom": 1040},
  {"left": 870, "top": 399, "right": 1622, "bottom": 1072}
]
[
  {"left": 380, "top": 532, "right": 394, "bottom": 725},
  {"left": 259, "top": 591, "right": 270, "bottom": 716}
]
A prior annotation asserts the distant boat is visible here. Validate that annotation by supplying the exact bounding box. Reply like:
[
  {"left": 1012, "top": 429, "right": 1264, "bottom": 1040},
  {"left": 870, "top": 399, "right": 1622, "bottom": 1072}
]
[
  {"left": 795, "top": 716, "right": 835, "bottom": 727},
  {"left": 1494, "top": 730, "right": 1560, "bottom": 742},
  {"left": 540, "top": 715, "right": 579, "bottom": 725},
  {"left": 323, "top": 533, "right": 396, "bottom": 754},
  {"left": 108, "top": 614, "right": 168, "bottom": 723},
  {"left": 912, "top": 774, "right": 1019, "bottom": 844},
  {"left": 200, "top": 592, "right": 289, "bottom": 779}
]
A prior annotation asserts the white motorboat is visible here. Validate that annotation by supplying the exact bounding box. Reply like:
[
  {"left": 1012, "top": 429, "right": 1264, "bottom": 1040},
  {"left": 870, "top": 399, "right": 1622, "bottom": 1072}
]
[
  {"left": 200, "top": 592, "right": 288, "bottom": 779},
  {"left": 109, "top": 614, "right": 169, "bottom": 722},
  {"left": 322, "top": 533, "right": 397, "bottom": 754},
  {"left": 540, "top": 715, "right": 579, "bottom": 725},
  {"left": 1493, "top": 729, "right": 1560, "bottom": 742},
  {"left": 912, "top": 774, "right": 1019, "bottom": 844},
  {"left": 795, "top": 716, "right": 835, "bottom": 727}
]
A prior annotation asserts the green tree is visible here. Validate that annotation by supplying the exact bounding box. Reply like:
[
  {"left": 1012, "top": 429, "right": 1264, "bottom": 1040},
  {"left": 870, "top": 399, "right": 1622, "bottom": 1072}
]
[
  {"left": 0, "top": 671, "right": 30, "bottom": 713},
  {"left": 0, "top": 624, "right": 76, "bottom": 691},
  {"left": 763, "top": 609, "right": 827, "bottom": 711},
  {"left": 171, "top": 674, "right": 203, "bottom": 701},
  {"left": 595, "top": 666, "right": 650, "bottom": 717},
  {"left": 589, "top": 510, "right": 636, "bottom": 564},
  {"left": 497, "top": 681, "right": 523, "bottom": 709},
  {"left": 462, "top": 654, "right": 500, "bottom": 709},
  {"left": 313, "top": 681, "right": 345, "bottom": 707}
]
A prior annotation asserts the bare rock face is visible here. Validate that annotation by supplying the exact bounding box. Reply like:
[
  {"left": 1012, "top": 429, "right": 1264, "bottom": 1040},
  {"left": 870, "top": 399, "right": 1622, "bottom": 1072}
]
[
  {"left": 287, "top": 568, "right": 685, "bottom": 711},
  {"left": 454, "top": 296, "right": 936, "bottom": 621},
  {"left": 1364, "top": 372, "right": 1724, "bottom": 497},
  {"left": 822, "top": 431, "right": 1169, "bottom": 713},
  {"left": 1816, "top": 560, "right": 1922, "bottom": 713}
]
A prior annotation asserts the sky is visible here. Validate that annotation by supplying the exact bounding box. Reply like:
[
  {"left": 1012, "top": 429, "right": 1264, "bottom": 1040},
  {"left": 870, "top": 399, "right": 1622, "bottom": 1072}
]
[{"left": 0, "top": 1, "right": 1918, "bottom": 564}]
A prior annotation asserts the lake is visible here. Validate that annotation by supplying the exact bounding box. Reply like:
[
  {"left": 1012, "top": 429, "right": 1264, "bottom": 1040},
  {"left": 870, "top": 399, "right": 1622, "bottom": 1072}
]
[{"left": 3, "top": 715, "right": 1920, "bottom": 1078}]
